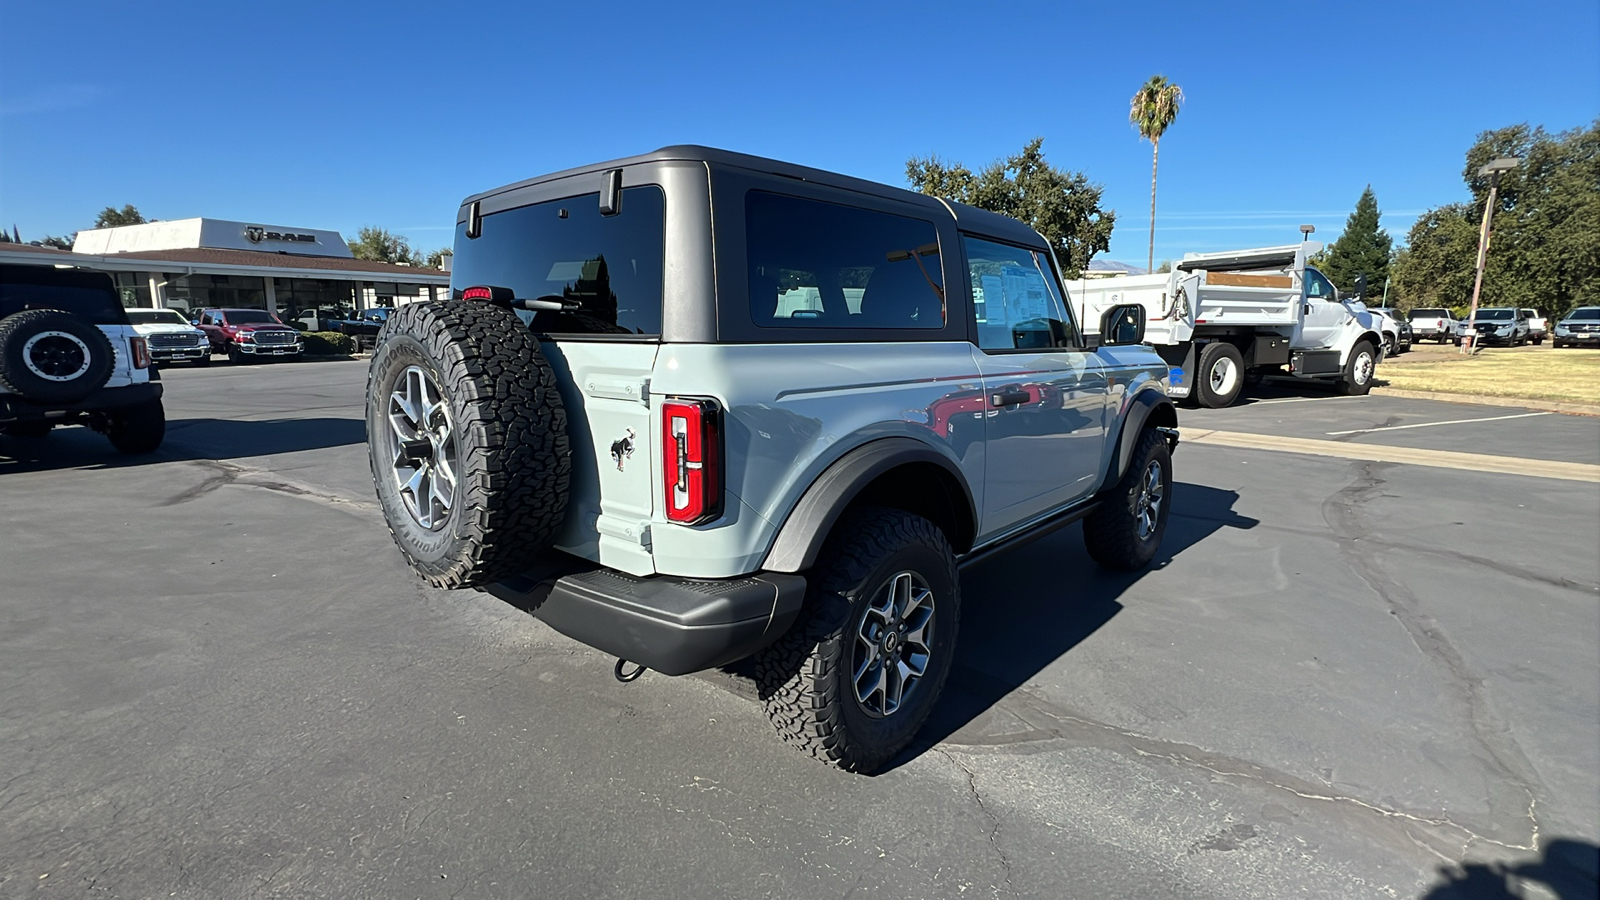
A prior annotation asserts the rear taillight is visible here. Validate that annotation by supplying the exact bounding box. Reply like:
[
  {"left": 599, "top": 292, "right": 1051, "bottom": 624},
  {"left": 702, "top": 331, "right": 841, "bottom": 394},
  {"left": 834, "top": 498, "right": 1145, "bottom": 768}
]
[
  {"left": 662, "top": 398, "right": 722, "bottom": 525},
  {"left": 130, "top": 336, "right": 150, "bottom": 369}
]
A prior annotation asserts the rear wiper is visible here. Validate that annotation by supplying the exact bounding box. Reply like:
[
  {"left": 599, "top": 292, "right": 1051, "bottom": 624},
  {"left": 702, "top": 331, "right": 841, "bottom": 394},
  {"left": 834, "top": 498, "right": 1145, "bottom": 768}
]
[{"left": 461, "top": 285, "right": 581, "bottom": 312}]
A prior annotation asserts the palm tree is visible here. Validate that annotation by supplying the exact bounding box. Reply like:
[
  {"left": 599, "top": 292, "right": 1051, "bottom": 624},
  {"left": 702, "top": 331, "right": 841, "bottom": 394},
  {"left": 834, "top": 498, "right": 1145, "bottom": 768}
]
[{"left": 1130, "top": 75, "right": 1184, "bottom": 274}]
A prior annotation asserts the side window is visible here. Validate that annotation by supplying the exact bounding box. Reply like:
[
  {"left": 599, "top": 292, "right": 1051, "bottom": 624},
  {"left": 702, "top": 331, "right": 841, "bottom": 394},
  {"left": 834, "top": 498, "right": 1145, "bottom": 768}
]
[
  {"left": 746, "top": 191, "right": 944, "bottom": 330},
  {"left": 963, "top": 236, "right": 1078, "bottom": 351},
  {"left": 1304, "top": 269, "right": 1337, "bottom": 300}
]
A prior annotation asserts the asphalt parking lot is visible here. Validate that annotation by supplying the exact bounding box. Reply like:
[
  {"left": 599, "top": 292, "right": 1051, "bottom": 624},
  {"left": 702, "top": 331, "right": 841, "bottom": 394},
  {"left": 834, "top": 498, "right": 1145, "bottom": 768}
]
[{"left": 2, "top": 361, "right": 1596, "bottom": 899}]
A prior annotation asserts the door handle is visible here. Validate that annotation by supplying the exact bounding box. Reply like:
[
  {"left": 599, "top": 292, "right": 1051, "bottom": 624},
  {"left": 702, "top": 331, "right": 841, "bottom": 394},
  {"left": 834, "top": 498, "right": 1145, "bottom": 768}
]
[{"left": 990, "top": 390, "right": 1031, "bottom": 408}]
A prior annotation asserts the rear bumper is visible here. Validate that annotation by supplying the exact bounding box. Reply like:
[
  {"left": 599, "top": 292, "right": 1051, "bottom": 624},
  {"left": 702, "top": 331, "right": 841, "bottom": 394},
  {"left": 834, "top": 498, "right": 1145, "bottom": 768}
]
[
  {"left": 1, "top": 382, "right": 162, "bottom": 421},
  {"left": 483, "top": 565, "right": 807, "bottom": 676}
]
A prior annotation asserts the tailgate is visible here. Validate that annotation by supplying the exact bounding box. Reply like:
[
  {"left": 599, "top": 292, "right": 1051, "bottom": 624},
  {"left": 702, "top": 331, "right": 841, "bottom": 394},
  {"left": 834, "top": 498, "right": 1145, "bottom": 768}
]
[{"left": 543, "top": 341, "right": 659, "bottom": 576}]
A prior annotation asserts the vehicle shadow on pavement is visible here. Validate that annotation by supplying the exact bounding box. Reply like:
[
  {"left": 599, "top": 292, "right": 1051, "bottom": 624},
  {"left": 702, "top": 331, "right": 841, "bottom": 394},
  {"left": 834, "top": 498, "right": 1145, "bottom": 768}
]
[
  {"left": 0, "top": 417, "right": 367, "bottom": 472},
  {"left": 1418, "top": 838, "right": 1598, "bottom": 900},
  {"left": 880, "top": 482, "right": 1259, "bottom": 774}
]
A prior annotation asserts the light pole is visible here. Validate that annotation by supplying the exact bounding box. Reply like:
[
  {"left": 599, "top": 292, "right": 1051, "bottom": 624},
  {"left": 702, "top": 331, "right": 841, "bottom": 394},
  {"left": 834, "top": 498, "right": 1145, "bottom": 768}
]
[{"left": 1463, "top": 157, "right": 1521, "bottom": 353}]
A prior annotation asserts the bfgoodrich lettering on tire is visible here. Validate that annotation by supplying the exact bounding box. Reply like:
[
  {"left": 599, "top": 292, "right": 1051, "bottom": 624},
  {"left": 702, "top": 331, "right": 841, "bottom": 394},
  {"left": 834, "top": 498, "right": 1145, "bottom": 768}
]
[
  {"left": 754, "top": 507, "right": 960, "bottom": 773},
  {"left": 366, "top": 301, "right": 571, "bottom": 589}
]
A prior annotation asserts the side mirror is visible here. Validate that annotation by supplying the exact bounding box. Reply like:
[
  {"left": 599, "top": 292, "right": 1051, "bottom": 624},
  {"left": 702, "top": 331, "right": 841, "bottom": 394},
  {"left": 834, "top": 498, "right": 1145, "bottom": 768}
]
[{"left": 1099, "top": 304, "right": 1146, "bottom": 346}]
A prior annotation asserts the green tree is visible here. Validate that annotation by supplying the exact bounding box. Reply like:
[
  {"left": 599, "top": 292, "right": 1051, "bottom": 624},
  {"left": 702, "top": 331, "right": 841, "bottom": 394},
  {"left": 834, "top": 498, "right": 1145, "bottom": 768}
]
[
  {"left": 40, "top": 234, "right": 75, "bottom": 250},
  {"left": 348, "top": 226, "right": 421, "bottom": 265},
  {"left": 425, "top": 247, "right": 453, "bottom": 270},
  {"left": 1391, "top": 121, "right": 1599, "bottom": 318},
  {"left": 94, "top": 205, "right": 146, "bottom": 228},
  {"left": 1319, "top": 186, "right": 1393, "bottom": 300},
  {"left": 1129, "top": 75, "right": 1183, "bottom": 274},
  {"left": 905, "top": 138, "right": 1115, "bottom": 278}
]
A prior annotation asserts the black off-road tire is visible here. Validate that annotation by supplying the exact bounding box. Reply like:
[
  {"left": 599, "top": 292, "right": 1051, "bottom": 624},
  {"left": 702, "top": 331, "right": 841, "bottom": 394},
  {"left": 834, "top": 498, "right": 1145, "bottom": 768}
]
[
  {"left": 366, "top": 301, "right": 571, "bottom": 590},
  {"left": 1083, "top": 427, "right": 1172, "bottom": 571},
  {"left": 0, "top": 308, "right": 116, "bottom": 404},
  {"left": 1338, "top": 340, "right": 1377, "bottom": 395},
  {"left": 107, "top": 398, "right": 166, "bottom": 454},
  {"left": 754, "top": 508, "right": 960, "bottom": 773},
  {"left": 1195, "top": 341, "right": 1245, "bottom": 408}
]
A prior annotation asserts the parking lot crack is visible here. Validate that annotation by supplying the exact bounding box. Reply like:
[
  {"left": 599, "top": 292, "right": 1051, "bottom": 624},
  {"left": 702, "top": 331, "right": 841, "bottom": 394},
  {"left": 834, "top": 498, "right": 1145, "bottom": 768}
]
[
  {"left": 1320, "top": 461, "right": 1546, "bottom": 849},
  {"left": 935, "top": 748, "right": 1015, "bottom": 898},
  {"left": 170, "top": 460, "right": 378, "bottom": 514}
]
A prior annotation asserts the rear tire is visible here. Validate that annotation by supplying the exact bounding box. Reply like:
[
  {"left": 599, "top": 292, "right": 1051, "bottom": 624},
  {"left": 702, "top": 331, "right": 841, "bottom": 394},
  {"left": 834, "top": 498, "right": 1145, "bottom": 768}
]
[
  {"left": 367, "top": 301, "right": 571, "bottom": 589},
  {"left": 1195, "top": 342, "right": 1245, "bottom": 408},
  {"left": 755, "top": 508, "right": 960, "bottom": 773},
  {"left": 1339, "top": 341, "right": 1377, "bottom": 395},
  {"left": 107, "top": 398, "right": 166, "bottom": 454},
  {"left": 1083, "top": 427, "right": 1172, "bottom": 571}
]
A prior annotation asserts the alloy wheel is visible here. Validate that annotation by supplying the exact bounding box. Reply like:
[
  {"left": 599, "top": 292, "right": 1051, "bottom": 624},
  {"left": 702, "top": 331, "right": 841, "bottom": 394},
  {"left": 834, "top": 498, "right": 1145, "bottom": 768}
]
[
  {"left": 851, "top": 571, "right": 936, "bottom": 718},
  {"left": 386, "top": 365, "right": 457, "bottom": 530}
]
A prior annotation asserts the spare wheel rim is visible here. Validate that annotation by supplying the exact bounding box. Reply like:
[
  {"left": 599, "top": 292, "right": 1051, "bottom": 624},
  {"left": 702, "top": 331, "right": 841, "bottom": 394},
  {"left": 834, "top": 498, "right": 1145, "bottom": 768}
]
[
  {"left": 386, "top": 365, "right": 458, "bottom": 530},
  {"left": 22, "top": 331, "right": 93, "bottom": 381}
]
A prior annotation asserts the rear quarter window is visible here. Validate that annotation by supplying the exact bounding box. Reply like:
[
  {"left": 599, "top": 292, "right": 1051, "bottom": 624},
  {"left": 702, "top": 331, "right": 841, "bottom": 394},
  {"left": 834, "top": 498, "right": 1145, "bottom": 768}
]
[
  {"left": 450, "top": 186, "right": 665, "bottom": 337},
  {"left": 745, "top": 191, "right": 945, "bottom": 331}
]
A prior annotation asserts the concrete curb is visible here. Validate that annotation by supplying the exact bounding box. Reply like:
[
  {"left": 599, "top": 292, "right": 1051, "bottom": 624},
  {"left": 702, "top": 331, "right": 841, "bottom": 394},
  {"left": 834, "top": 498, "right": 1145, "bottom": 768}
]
[{"left": 1370, "top": 386, "right": 1600, "bottom": 417}]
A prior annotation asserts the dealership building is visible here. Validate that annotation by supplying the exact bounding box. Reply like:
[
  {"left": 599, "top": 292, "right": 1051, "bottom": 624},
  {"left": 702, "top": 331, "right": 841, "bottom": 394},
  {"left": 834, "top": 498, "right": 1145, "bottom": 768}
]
[{"left": 0, "top": 218, "right": 449, "bottom": 321}]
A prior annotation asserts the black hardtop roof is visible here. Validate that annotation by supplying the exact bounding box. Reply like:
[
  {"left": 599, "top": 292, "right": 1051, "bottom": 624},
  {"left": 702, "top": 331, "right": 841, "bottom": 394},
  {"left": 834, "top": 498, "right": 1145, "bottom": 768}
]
[
  {"left": 0, "top": 263, "right": 117, "bottom": 290},
  {"left": 459, "top": 145, "right": 1047, "bottom": 248}
]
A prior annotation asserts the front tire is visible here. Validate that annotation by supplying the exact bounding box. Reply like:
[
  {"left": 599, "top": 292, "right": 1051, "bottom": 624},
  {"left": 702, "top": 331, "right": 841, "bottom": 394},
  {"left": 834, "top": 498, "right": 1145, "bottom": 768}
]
[
  {"left": 1195, "top": 342, "right": 1245, "bottom": 408},
  {"left": 367, "top": 301, "right": 571, "bottom": 589},
  {"left": 755, "top": 508, "right": 960, "bottom": 773},
  {"left": 1339, "top": 340, "right": 1377, "bottom": 395},
  {"left": 107, "top": 398, "right": 166, "bottom": 454},
  {"left": 194, "top": 354, "right": 212, "bottom": 368},
  {"left": 227, "top": 344, "right": 248, "bottom": 365},
  {"left": 1083, "top": 427, "right": 1172, "bottom": 571}
]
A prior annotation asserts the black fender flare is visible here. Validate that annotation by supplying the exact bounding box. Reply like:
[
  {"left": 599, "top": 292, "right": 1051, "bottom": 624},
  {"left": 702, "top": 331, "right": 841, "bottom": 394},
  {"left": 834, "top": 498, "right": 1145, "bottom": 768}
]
[
  {"left": 761, "top": 437, "right": 976, "bottom": 573},
  {"left": 1105, "top": 387, "right": 1178, "bottom": 488}
]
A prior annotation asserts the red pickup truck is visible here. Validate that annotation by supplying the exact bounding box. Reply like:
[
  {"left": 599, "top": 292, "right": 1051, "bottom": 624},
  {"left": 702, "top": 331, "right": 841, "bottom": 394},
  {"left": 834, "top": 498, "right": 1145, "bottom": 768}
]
[{"left": 192, "top": 308, "right": 304, "bottom": 364}]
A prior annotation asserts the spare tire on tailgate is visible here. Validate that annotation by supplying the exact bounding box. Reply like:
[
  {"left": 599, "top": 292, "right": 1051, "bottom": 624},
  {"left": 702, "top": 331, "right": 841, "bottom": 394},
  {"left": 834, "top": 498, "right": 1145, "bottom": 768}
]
[
  {"left": 0, "top": 308, "right": 116, "bottom": 403},
  {"left": 366, "top": 300, "right": 572, "bottom": 589}
]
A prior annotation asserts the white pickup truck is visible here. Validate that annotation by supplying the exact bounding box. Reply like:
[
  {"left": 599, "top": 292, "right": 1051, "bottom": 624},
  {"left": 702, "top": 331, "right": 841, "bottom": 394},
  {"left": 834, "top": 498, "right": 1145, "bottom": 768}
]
[
  {"left": 1407, "top": 308, "right": 1465, "bottom": 344},
  {"left": 1521, "top": 308, "right": 1548, "bottom": 345},
  {"left": 1072, "top": 243, "right": 1386, "bottom": 407}
]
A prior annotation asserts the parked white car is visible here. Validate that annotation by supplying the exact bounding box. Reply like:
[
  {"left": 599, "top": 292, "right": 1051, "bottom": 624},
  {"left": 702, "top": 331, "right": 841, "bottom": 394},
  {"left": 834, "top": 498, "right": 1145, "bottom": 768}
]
[
  {"left": 1521, "top": 308, "right": 1548, "bottom": 345},
  {"left": 126, "top": 308, "right": 211, "bottom": 366}
]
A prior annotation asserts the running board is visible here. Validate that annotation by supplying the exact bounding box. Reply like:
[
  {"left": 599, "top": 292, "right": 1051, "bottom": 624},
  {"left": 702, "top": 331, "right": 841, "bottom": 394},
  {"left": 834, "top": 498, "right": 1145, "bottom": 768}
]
[{"left": 956, "top": 500, "right": 1100, "bottom": 571}]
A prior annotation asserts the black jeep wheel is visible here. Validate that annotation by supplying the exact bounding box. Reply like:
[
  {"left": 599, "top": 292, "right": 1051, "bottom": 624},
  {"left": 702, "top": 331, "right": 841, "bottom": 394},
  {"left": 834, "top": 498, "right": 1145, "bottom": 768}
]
[
  {"left": 367, "top": 301, "right": 571, "bottom": 589},
  {"left": 1083, "top": 427, "right": 1172, "bottom": 571},
  {"left": 755, "top": 508, "right": 960, "bottom": 773},
  {"left": 107, "top": 397, "right": 166, "bottom": 454},
  {"left": 1195, "top": 341, "right": 1244, "bottom": 408},
  {"left": 0, "top": 308, "right": 116, "bottom": 404}
]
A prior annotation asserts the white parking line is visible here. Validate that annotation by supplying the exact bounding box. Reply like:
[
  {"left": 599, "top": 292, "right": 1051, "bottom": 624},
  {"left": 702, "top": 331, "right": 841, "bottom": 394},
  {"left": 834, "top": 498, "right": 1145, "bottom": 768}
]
[
  {"left": 1246, "top": 395, "right": 1369, "bottom": 405},
  {"left": 1326, "top": 411, "right": 1551, "bottom": 436}
]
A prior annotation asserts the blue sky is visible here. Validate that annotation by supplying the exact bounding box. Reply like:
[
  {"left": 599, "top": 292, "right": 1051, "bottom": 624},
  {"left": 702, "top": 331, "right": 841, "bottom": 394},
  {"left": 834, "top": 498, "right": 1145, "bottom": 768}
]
[{"left": 2, "top": 0, "right": 1595, "bottom": 268}]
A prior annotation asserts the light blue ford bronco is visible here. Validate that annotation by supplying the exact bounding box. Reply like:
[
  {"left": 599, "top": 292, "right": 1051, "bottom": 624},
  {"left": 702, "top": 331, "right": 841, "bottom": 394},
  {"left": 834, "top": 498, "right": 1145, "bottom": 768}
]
[{"left": 367, "top": 147, "right": 1178, "bottom": 771}]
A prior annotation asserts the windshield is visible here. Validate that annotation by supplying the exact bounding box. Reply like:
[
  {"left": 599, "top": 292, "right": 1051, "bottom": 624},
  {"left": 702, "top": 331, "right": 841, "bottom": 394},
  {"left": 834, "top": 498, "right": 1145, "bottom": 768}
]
[
  {"left": 1564, "top": 308, "right": 1600, "bottom": 321},
  {"left": 1408, "top": 309, "right": 1448, "bottom": 319},
  {"left": 127, "top": 309, "right": 193, "bottom": 327},
  {"left": 1473, "top": 309, "right": 1513, "bottom": 321},
  {"left": 226, "top": 310, "right": 280, "bottom": 324}
]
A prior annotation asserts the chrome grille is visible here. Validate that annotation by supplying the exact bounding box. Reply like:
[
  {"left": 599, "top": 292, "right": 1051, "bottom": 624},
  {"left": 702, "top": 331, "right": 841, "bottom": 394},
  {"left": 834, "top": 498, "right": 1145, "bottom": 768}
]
[
  {"left": 251, "top": 330, "right": 298, "bottom": 346},
  {"left": 149, "top": 333, "right": 203, "bottom": 349}
]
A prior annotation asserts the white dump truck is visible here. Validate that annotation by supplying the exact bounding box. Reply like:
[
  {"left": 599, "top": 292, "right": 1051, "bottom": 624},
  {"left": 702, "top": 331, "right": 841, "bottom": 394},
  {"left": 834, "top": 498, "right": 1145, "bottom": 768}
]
[{"left": 1072, "top": 243, "right": 1386, "bottom": 407}]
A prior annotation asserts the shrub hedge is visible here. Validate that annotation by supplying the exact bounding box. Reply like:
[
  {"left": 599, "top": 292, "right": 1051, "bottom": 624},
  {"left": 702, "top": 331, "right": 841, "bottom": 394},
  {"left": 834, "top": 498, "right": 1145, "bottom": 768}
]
[{"left": 301, "top": 331, "right": 356, "bottom": 355}]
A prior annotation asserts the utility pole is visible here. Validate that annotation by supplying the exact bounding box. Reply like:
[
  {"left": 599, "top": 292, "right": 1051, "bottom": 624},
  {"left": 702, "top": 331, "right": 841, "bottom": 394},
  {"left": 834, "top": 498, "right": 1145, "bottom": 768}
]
[{"left": 1464, "top": 157, "right": 1521, "bottom": 354}]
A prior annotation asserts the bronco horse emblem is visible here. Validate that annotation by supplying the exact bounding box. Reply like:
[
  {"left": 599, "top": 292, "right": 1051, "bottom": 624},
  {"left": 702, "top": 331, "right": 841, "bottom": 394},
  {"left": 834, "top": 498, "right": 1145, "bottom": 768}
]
[{"left": 610, "top": 429, "right": 636, "bottom": 471}]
